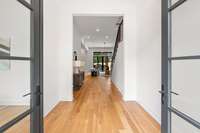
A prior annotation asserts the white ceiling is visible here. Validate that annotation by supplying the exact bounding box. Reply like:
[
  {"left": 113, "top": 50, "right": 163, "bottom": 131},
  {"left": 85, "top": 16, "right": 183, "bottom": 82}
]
[{"left": 74, "top": 16, "right": 122, "bottom": 47}]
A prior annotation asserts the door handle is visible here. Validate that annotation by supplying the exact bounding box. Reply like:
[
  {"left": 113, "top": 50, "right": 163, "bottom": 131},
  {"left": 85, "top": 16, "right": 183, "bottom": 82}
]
[
  {"left": 170, "top": 91, "right": 179, "bottom": 95},
  {"left": 22, "top": 91, "right": 42, "bottom": 97},
  {"left": 158, "top": 90, "right": 179, "bottom": 95},
  {"left": 158, "top": 90, "right": 165, "bottom": 94},
  {"left": 22, "top": 92, "right": 31, "bottom": 97},
  {"left": 158, "top": 90, "right": 165, "bottom": 104}
]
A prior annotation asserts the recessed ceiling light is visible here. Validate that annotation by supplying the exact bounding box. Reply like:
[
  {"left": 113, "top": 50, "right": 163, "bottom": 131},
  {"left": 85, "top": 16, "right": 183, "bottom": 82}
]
[
  {"left": 96, "top": 28, "right": 100, "bottom": 32},
  {"left": 105, "top": 36, "right": 109, "bottom": 39},
  {"left": 87, "top": 36, "right": 90, "bottom": 39}
]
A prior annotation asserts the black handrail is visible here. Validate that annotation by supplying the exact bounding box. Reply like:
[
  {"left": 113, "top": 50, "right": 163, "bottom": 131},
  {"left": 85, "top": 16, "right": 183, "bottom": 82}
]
[{"left": 111, "top": 20, "right": 123, "bottom": 73}]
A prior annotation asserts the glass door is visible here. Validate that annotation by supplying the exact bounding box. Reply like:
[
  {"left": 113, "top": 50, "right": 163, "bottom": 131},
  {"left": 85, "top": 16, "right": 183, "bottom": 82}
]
[
  {"left": 161, "top": 0, "right": 200, "bottom": 133},
  {"left": 0, "top": 0, "right": 43, "bottom": 133}
]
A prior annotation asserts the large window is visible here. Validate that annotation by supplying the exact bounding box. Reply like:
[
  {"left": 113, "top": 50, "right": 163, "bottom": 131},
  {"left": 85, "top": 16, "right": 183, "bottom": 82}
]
[{"left": 93, "top": 52, "right": 112, "bottom": 72}]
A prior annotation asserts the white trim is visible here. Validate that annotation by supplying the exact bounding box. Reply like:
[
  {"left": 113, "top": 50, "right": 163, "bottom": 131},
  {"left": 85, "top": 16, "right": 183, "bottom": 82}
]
[{"left": 138, "top": 101, "right": 161, "bottom": 124}]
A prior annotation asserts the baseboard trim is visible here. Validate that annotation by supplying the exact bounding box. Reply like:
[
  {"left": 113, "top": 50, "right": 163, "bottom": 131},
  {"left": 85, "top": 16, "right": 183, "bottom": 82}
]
[
  {"left": 138, "top": 101, "right": 161, "bottom": 124},
  {"left": 139, "top": 102, "right": 160, "bottom": 125},
  {"left": 44, "top": 101, "right": 71, "bottom": 118},
  {"left": 111, "top": 80, "right": 124, "bottom": 98},
  {"left": 125, "top": 101, "right": 161, "bottom": 131}
]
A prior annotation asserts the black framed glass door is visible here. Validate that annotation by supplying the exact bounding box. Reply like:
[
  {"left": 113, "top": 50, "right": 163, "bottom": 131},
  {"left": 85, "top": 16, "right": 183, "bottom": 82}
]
[
  {"left": 161, "top": 0, "right": 200, "bottom": 133},
  {"left": 0, "top": 0, "right": 43, "bottom": 133}
]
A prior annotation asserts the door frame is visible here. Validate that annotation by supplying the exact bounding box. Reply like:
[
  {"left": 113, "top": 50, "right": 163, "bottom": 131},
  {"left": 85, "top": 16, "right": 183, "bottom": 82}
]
[
  {"left": 0, "top": 0, "right": 43, "bottom": 133},
  {"left": 161, "top": 0, "right": 200, "bottom": 133},
  {"left": 31, "top": 0, "right": 43, "bottom": 132},
  {"left": 161, "top": 0, "right": 171, "bottom": 132}
]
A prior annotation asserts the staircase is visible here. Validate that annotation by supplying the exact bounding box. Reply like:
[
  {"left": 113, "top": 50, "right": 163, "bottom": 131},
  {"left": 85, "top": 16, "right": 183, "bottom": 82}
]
[{"left": 111, "top": 20, "right": 123, "bottom": 73}]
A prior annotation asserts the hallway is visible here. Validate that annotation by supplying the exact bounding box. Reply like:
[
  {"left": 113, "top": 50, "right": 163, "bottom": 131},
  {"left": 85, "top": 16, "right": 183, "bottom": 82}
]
[{"left": 44, "top": 76, "right": 160, "bottom": 133}]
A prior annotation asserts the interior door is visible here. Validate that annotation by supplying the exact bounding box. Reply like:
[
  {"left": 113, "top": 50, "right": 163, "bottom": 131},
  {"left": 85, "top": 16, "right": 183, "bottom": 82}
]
[
  {"left": 161, "top": 0, "right": 200, "bottom": 133},
  {"left": 0, "top": 0, "right": 43, "bottom": 133}
]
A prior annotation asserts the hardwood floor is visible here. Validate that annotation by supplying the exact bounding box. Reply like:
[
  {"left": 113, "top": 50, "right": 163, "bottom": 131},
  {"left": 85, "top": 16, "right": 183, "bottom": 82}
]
[
  {"left": 5, "top": 116, "right": 30, "bottom": 133},
  {"left": 0, "top": 106, "right": 29, "bottom": 127},
  {"left": 1, "top": 76, "right": 160, "bottom": 133},
  {"left": 44, "top": 76, "right": 160, "bottom": 133}
]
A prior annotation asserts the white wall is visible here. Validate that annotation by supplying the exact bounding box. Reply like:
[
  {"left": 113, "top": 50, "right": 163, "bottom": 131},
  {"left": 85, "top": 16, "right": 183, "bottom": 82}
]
[
  {"left": 43, "top": 0, "right": 60, "bottom": 116},
  {"left": 135, "top": 0, "right": 161, "bottom": 123},
  {"left": 57, "top": 0, "right": 137, "bottom": 102},
  {"left": 111, "top": 41, "right": 125, "bottom": 95},
  {"left": 73, "top": 20, "right": 82, "bottom": 59}
]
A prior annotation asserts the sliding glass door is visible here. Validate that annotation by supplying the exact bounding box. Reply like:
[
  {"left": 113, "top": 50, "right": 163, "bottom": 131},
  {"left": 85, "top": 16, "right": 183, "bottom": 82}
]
[
  {"left": 161, "top": 0, "right": 200, "bottom": 133},
  {"left": 0, "top": 0, "right": 43, "bottom": 133}
]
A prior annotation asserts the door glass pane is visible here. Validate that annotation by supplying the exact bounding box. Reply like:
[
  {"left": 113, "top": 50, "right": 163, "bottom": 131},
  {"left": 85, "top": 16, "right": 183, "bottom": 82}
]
[
  {"left": 0, "top": 60, "right": 30, "bottom": 127},
  {"left": 0, "top": 0, "right": 31, "bottom": 57},
  {"left": 171, "top": 0, "right": 200, "bottom": 57},
  {"left": 171, "top": 113, "right": 200, "bottom": 133},
  {"left": 171, "top": 60, "right": 200, "bottom": 122},
  {"left": 5, "top": 115, "right": 30, "bottom": 133}
]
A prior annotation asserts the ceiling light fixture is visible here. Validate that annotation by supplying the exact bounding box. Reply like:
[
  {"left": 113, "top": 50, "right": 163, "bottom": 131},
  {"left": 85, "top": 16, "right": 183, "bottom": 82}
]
[
  {"left": 96, "top": 28, "right": 100, "bottom": 32},
  {"left": 87, "top": 36, "right": 90, "bottom": 39},
  {"left": 105, "top": 36, "right": 109, "bottom": 39}
]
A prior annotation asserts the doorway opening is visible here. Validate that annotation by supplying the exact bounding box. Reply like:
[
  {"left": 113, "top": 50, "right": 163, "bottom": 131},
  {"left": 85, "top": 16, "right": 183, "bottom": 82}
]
[{"left": 72, "top": 15, "right": 124, "bottom": 99}]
